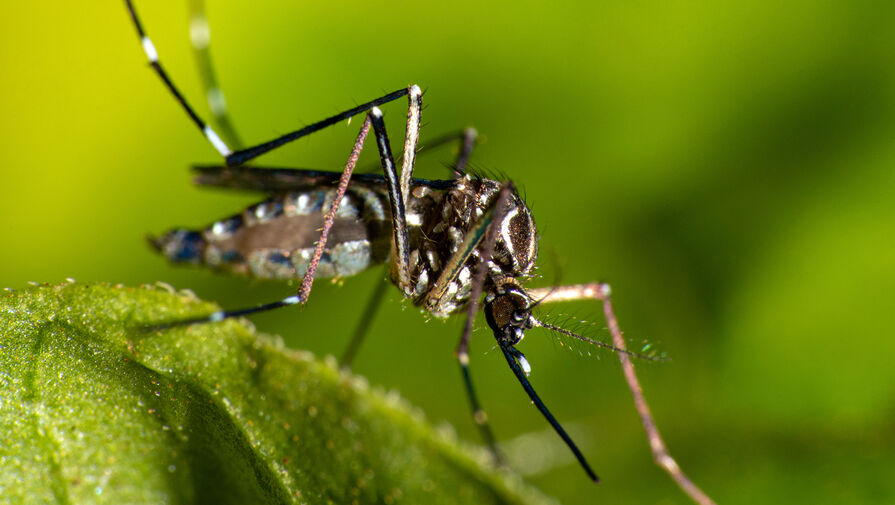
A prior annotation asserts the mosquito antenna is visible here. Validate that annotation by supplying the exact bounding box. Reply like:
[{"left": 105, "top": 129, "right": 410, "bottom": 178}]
[
  {"left": 531, "top": 317, "right": 668, "bottom": 362},
  {"left": 528, "top": 282, "right": 561, "bottom": 314},
  {"left": 525, "top": 249, "right": 566, "bottom": 312},
  {"left": 526, "top": 290, "right": 552, "bottom": 313}
]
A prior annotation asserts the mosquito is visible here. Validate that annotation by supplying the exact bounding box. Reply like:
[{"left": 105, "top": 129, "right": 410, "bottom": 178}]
[{"left": 124, "top": 1, "right": 713, "bottom": 502}]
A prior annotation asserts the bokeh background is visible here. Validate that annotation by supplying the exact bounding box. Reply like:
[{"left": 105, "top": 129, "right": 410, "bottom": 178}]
[{"left": 3, "top": 1, "right": 894, "bottom": 503}]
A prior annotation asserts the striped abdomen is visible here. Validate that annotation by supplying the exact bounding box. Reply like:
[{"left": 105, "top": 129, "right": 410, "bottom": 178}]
[{"left": 151, "top": 186, "right": 391, "bottom": 279}]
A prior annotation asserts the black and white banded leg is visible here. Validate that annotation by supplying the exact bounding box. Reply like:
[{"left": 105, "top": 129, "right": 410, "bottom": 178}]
[
  {"left": 187, "top": 0, "right": 242, "bottom": 148},
  {"left": 339, "top": 127, "right": 481, "bottom": 368},
  {"left": 126, "top": 0, "right": 426, "bottom": 327},
  {"left": 445, "top": 183, "right": 518, "bottom": 465},
  {"left": 154, "top": 86, "right": 424, "bottom": 328},
  {"left": 124, "top": 0, "right": 408, "bottom": 166},
  {"left": 152, "top": 114, "right": 373, "bottom": 329}
]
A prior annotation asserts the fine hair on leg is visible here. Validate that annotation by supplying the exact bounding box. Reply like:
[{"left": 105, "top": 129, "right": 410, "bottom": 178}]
[{"left": 527, "top": 284, "right": 716, "bottom": 504}]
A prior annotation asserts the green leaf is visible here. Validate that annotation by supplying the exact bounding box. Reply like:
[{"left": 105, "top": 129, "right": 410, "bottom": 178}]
[{"left": 0, "top": 282, "right": 554, "bottom": 505}]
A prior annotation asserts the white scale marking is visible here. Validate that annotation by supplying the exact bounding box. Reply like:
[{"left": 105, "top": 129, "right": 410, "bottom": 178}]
[
  {"left": 415, "top": 268, "right": 430, "bottom": 296},
  {"left": 296, "top": 194, "right": 311, "bottom": 214},
  {"left": 500, "top": 207, "right": 519, "bottom": 249},
  {"left": 206, "top": 87, "right": 227, "bottom": 117},
  {"left": 189, "top": 17, "right": 211, "bottom": 49},
  {"left": 518, "top": 353, "right": 531, "bottom": 376},
  {"left": 425, "top": 249, "right": 439, "bottom": 271},
  {"left": 406, "top": 212, "right": 422, "bottom": 227},
  {"left": 444, "top": 281, "right": 459, "bottom": 301},
  {"left": 457, "top": 266, "right": 471, "bottom": 285},
  {"left": 203, "top": 125, "right": 232, "bottom": 157},
  {"left": 141, "top": 36, "right": 158, "bottom": 63}
]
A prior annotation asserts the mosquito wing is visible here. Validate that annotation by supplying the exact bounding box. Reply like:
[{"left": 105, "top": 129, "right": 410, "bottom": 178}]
[{"left": 193, "top": 165, "right": 457, "bottom": 194}]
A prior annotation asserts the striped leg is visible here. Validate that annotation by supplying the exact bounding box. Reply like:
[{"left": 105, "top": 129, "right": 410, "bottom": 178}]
[
  {"left": 125, "top": 0, "right": 230, "bottom": 157},
  {"left": 414, "top": 127, "right": 477, "bottom": 177},
  {"left": 339, "top": 270, "right": 389, "bottom": 368},
  {"left": 187, "top": 0, "right": 242, "bottom": 148},
  {"left": 451, "top": 183, "right": 517, "bottom": 464},
  {"left": 452, "top": 127, "right": 477, "bottom": 176},
  {"left": 153, "top": 115, "right": 373, "bottom": 329},
  {"left": 124, "top": 0, "right": 408, "bottom": 165},
  {"left": 339, "top": 126, "right": 478, "bottom": 367},
  {"left": 126, "top": 0, "right": 424, "bottom": 328},
  {"left": 369, "top": 87, "right": 424, "bottom": 297},
  {"left": 153, "top": 90, "right": 422, "bottom": 328}
]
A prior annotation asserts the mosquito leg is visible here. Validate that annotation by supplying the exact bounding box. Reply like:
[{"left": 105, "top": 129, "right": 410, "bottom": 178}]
[
  {"left": 451, "top": 183, "right": 514, "bottom": 463},
  {"left": 307, "top": 88, "right": 425, "bottom": 365},
  {"left": 295, "top": 115, "right": 372, "bottom": 303},
  {"left": 399, "top": 86, "right": 423, "bottom": 207},
  {"left": 500, "top": 344, "right": 599, "bottom": 482},
  {"left": 453, "top": 127, "right": 477, "bottom": 177},
  {"left": 124, "top": 0, "right": 232, "bottom": 157},
  {"left": 340, "top": 117, "right": 470, "bottom": 367},
  {"left": 151, "top": 297, "right": 303, "bottom": 330},
  {"left": 387, "top": 126, "right": 477, "bottom": 179},
  {"left": 227, "top": 90, "right": 408, "bottom": 166},
  {"left": 526, "top": 283, "right": 716, "bottom": 505},
  {"left": 413, "top": 127, "right": 476, "bottom": 157},
  {"left": 187, "top": 0, "right": 242, "bottom": 148},
  {"left": 402, "top": 126, "right": 476, "bottom": 177},
  {"left": 368, "top": 106, "right": 413, "bottom": 296},
  {"left": 458, "top": 351, "right": 504, "bottom": 465},
  {"left": 152, "top": 115, "right": 373, "bottom": 329},
  {"left": 124, "top": 0, "right": 408, "bottom": 164},
  {"left": 152, "top": 95, "right": 420, "bottom": 329},
  {"left": 454, "top": 182, "right": 514, "bottom": 366},
  {"left": 156, "top": 96, "right": 420, "bottom": 327},
  {"left": 339, "top": 271, "right": 389, "bottom": 368},
  {"left": 194, "top": 125, "right": 476, "bottom": 191}
]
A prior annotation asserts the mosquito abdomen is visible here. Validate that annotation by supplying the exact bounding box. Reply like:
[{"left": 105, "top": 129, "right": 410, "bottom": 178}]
[{"left": 151, "top": 187, "right": 391, "bottom": 280}]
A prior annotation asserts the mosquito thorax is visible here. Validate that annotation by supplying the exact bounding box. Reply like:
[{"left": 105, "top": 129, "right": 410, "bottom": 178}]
[
  {"left": 411, "top": 175, "right": 539, "bottom": 317},
  {"left": 484, "top": 286, "right": 534, "bottom": 346},
  {"left": 485, "top": 180, "right": 539, "bottom": 280},
  {"left": 506, "top": 204, "right": 537, "bottom": 271},
  {"left": 447, "top": 175, "right": 538, "bottom": 277}
]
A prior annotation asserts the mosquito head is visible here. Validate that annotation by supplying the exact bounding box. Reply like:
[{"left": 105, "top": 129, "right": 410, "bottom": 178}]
[{"left": 484, "top": 285, "right": 535, "bottom": 346}]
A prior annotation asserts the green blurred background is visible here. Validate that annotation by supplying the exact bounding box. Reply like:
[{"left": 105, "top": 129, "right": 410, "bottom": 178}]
[{"left": 2, "top": 1, "right": 894, "bottom": 503}]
